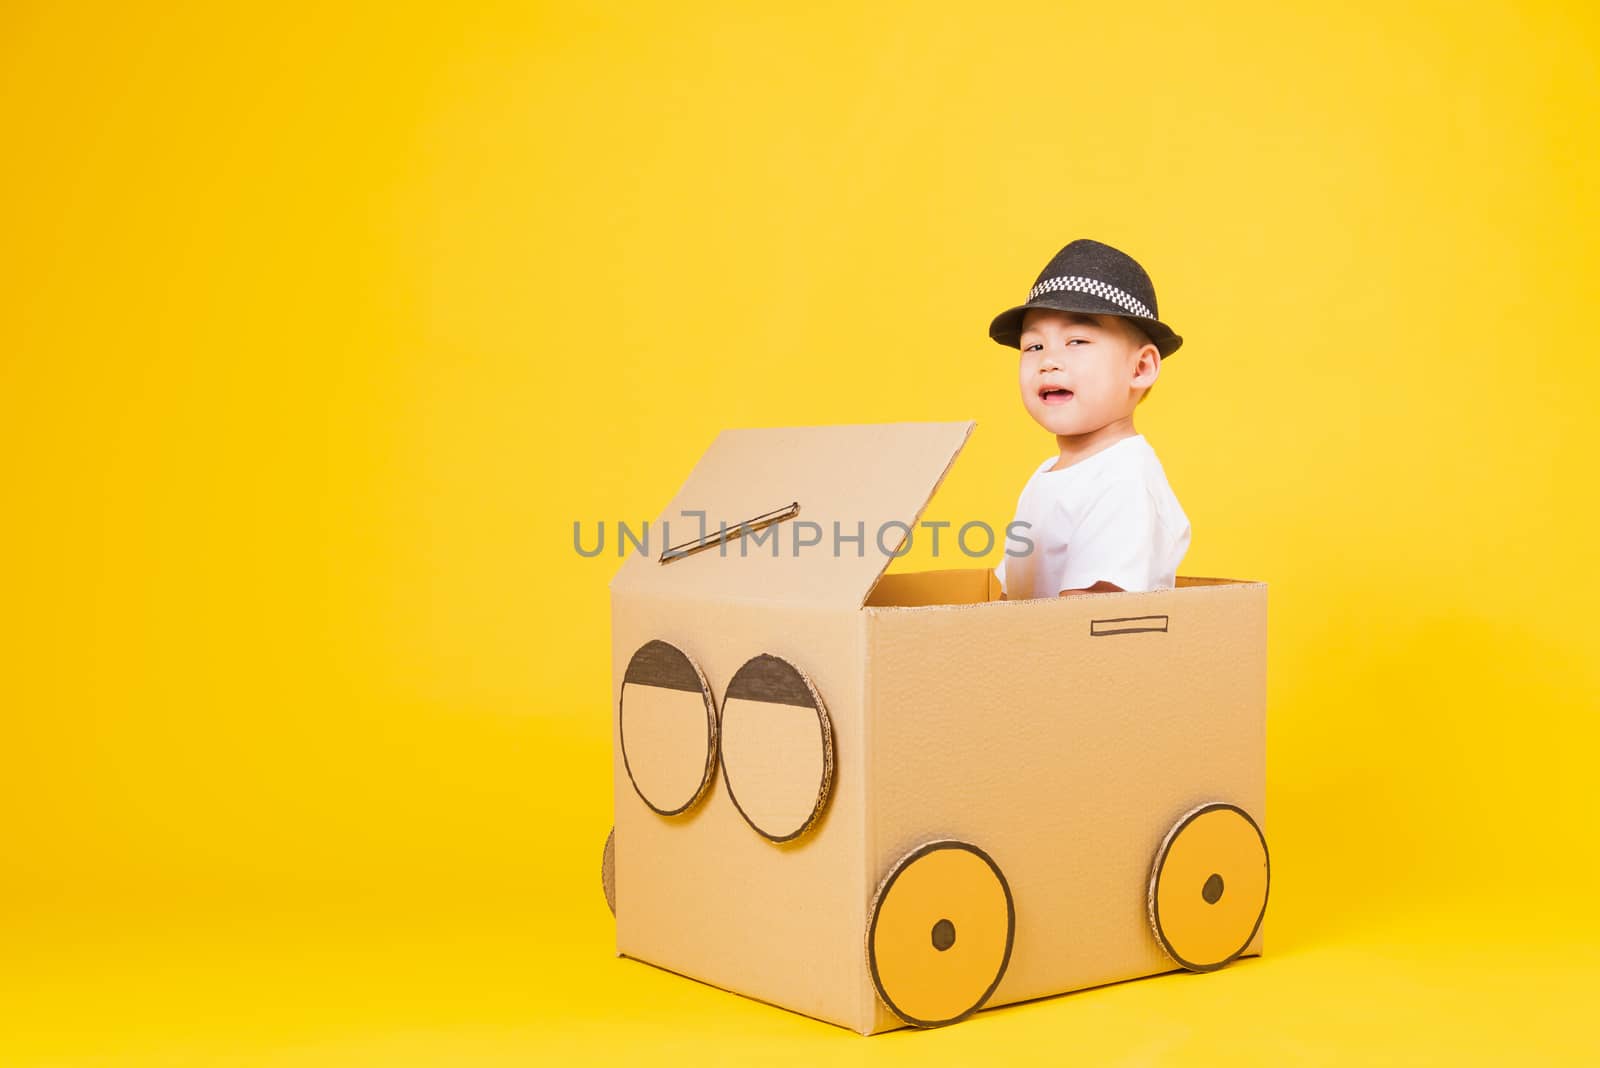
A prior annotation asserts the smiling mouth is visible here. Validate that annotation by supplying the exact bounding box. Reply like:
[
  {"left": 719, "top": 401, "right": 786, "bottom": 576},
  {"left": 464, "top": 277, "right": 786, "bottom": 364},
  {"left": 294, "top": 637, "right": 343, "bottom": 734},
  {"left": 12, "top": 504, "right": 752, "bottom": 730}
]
[{"left": 1039, "top": 387, "right": 1074, "bottom": 405}]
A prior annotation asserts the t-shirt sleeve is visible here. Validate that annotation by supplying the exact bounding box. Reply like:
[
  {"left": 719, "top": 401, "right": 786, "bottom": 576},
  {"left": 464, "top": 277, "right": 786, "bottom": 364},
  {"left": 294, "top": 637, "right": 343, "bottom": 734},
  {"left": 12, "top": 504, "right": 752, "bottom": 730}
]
[{"left": 1055, "top": 477, "right": 1164, "bottom": 594}]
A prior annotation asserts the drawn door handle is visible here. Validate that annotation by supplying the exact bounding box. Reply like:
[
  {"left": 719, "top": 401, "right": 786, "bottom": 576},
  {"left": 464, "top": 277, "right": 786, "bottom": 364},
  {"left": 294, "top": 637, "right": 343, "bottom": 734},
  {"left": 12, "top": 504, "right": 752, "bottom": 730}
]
[
  {"left": 1090, "top": 614, "right": 1169, "bottom": 636},
  {"left": 659, "top": 502, "right": 802, "bottom": 563}
]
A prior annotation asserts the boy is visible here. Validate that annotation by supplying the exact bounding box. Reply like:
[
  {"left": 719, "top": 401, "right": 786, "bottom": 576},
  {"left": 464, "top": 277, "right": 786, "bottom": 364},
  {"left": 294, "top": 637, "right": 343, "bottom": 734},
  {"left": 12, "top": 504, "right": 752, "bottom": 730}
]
[{"left": 988, "top": 238, "right": 1191, "bottom": 599}]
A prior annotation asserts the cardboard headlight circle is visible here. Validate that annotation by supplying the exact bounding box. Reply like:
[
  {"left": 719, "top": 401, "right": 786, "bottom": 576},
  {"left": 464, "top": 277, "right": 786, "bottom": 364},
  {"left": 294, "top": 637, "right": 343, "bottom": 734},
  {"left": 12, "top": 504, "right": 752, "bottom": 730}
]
[
  {"left": 1147, "top": 802, "right": 1269, "bottom": 971},
  {"left": 619, "top": 640, "right": 718, "bottom": 817},
  {"left": 867, "top": 840, "right": 1015, "bottom": 1028},
  {"left": 718, "top": 653, "right": 835, "bottom": 843}
]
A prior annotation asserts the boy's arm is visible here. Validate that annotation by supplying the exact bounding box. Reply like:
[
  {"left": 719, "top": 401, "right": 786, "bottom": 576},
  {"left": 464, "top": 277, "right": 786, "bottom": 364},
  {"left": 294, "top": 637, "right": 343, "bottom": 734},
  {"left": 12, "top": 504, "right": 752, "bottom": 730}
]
[
  {"left": 1053, "top": 479, "right": 1160, "bottom": 596},
  {"left": 998, "top": 580, "right": 1122, "bottom": 599},
  {"left": 1060, "top": 580, "right": 1125, "bottom": 596}
]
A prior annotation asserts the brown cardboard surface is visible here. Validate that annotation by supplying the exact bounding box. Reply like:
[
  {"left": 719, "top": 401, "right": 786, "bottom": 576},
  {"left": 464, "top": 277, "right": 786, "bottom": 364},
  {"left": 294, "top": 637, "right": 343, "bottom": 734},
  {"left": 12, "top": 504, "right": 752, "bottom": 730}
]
[
  {"left": 865, "top": 568, "right": 993, "bottom": 608},
  {"left": 862, "top": 578, "right": 1267, "bottom": 1031},
  {"left": 610, "top": 422, "right": 1268, "bottom": 1035},
  {"left": 612, "top": 592, "right": 874, "bottom": 1032},
  {"left": 609, "top": 422, "right": 974, "bottom": 608}
]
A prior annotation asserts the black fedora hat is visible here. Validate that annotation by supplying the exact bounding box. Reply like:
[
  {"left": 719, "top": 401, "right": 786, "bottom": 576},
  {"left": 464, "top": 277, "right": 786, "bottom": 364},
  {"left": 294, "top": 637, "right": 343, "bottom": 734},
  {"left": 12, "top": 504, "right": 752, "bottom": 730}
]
[{"left": 988, "top": 238, "right": 1183, "bottom": 357}]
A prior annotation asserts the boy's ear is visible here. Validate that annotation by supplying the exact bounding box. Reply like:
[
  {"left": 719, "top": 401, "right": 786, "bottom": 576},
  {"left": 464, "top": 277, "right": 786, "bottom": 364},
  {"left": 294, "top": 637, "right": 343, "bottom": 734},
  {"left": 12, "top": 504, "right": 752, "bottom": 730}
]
[{"left": 1130, "top": 342, "right": 1161, "bottom": 390}]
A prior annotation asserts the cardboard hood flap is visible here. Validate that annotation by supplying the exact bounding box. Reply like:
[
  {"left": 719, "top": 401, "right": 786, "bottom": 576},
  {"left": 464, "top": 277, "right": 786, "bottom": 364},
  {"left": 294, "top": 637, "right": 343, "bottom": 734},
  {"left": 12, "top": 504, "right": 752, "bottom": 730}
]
[{"left": 610, "top": 421, "right": 975, "bottom": 607}]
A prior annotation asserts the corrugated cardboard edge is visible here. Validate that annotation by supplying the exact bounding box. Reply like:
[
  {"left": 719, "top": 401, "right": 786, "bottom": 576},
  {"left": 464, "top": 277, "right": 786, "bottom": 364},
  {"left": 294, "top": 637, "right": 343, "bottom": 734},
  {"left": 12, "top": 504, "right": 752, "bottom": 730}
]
[
  {"left": 854, "top": 420, "right": 976, "bottom": 610},
  {"left": 863, "top": 576, "right": 1267, "bottom": 617},
  {"left": 601, "top": 826, "right": 617, "bottom": 916},
  {"left": 855, "top": 608, "right": 876, "bottom": 1033}
]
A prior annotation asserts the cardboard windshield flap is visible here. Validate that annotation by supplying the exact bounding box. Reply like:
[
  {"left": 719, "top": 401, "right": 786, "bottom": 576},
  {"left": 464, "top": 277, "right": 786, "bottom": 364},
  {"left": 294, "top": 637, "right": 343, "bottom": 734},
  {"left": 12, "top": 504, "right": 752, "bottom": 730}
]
[{"left": 609, "top": 421, "right": 1268, "bottom": 1034}]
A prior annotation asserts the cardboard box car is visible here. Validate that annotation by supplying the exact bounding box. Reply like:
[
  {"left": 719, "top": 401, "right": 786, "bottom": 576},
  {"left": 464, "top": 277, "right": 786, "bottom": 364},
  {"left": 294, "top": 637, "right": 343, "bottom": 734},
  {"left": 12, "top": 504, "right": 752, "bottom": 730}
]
[{"left": 608, "top": 420, "right": 1268, "bottom": 1034}]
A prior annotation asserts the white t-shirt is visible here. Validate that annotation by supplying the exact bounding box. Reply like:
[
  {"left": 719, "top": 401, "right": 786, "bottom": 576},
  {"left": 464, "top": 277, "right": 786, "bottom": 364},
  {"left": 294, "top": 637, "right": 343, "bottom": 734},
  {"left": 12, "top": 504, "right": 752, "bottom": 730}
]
[{"left": 995, "top": 434, "right": 1191, "bottom": 599}]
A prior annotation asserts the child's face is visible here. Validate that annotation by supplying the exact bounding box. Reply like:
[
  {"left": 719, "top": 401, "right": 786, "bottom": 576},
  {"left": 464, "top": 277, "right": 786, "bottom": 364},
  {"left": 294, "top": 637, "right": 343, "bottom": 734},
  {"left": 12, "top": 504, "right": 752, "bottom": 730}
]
[{"left": 1017, "top": 308, "right": 1159, "bottom": 437}]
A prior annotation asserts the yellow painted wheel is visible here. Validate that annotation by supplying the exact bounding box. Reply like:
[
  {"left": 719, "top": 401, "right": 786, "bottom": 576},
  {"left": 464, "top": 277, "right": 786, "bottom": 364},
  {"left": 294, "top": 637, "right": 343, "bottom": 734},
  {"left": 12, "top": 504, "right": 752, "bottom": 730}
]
[
  {"left": 601, "top": 827, "right": 616, "bottom": 916},
  {"left": 1148, "top": 803, "right": 1269, "bottom": 971},
  {"left": 619, "top": 640, "right": 717, "bottom": 816},
  {"left": 867, "top": 841, "right": 1015, "bottom": 1027}
]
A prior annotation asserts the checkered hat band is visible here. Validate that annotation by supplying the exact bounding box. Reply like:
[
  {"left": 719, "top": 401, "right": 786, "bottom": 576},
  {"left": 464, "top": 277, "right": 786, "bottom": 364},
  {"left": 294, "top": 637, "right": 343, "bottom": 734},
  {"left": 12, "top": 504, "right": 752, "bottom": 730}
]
[{"left": 1026, "top": 274, "right": 1153, "bottom": 319}]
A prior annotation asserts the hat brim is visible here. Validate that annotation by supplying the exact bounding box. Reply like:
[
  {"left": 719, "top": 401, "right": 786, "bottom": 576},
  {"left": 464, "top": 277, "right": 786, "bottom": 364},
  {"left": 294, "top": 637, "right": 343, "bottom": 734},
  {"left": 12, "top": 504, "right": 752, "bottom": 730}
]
[{"left": 989, "top": 293, "right": 1183, "bottom": 358}]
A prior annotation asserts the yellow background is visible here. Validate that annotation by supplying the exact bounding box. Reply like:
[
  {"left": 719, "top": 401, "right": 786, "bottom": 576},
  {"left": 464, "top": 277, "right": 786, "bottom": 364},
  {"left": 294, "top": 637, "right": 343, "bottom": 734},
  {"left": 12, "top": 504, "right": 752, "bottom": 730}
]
[{"left": 3, "top": 2, "right": 1597, "bottom": 1063}]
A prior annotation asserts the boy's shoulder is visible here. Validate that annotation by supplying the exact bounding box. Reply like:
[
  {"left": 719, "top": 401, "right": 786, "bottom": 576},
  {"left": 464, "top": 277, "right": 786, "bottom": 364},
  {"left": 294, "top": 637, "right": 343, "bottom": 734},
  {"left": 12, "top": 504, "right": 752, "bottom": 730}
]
[
  {"left": 1036, "top": 436, "right": 1179, "bottom": 515},
  {"left": 1095, "top": 435, "right": 1173, "bottom": 487},
  {"left": 1036, "top": 435, "right": 1162, "bottom": 488}
]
